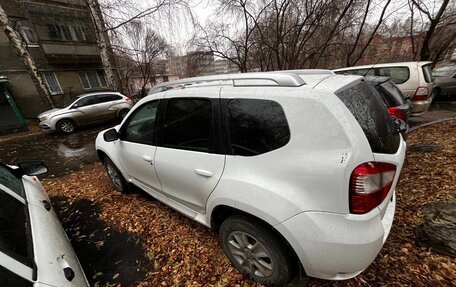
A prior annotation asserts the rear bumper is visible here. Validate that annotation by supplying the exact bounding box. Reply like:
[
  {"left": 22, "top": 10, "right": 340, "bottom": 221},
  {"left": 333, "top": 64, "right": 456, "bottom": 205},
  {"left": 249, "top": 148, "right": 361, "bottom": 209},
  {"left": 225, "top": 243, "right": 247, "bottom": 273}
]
[
  {"left": 275, "top": 192, "right": 396, "bottom": 280},
  {"left": 410, "top": 98, "right": 433, "bottom": 116}
]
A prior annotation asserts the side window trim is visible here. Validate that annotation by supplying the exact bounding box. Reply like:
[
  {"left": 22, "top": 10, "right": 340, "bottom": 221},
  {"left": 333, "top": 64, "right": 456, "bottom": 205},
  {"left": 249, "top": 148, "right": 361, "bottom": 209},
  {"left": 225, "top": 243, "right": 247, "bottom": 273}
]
[{"left": 0, "top": 252, "right": 34, "bottom": 282}]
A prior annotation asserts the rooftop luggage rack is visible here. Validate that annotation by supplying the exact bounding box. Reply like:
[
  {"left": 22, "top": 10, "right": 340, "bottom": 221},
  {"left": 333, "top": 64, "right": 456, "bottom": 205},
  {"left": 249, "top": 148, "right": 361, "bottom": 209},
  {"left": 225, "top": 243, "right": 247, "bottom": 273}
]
[{"left": 149, "top": 72, "right": 309, "bottom": 94}]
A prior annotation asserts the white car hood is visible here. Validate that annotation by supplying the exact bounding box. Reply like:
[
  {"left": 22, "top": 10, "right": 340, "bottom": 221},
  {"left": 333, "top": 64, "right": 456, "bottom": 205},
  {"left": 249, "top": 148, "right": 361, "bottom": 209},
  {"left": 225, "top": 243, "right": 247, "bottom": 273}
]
[{"left": 23, "top": 177, "right": 88, "bottom": 287}]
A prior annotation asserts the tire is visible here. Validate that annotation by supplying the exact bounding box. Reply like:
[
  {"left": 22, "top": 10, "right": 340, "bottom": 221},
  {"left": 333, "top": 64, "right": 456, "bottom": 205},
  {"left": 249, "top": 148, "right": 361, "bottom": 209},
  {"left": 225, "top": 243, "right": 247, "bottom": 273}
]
[
  {"left": 103, "top": 157, "right": 128, "bottom": 193},
  {"left": 118, "top": 109, "right": 129, "bottom": 120},
  {"left": 56, "top": 119, "right": 76, "bottom": 134},
  {"left": 219, "top": 215, "right": 296, "bottom": 286}
]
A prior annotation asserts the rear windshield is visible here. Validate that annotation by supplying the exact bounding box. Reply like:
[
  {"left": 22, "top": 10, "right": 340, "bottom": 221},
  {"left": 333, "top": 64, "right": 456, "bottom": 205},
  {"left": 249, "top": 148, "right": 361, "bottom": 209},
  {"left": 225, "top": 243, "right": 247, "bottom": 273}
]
[
  {"left": 422, "top": 64, "right": 434, "bottom": 83},
  {"left": 336, "top": 82, "right": 400, "bottom": 154},
  {"left": 376, "top": 81, "right": 408, "bottom": 106}
]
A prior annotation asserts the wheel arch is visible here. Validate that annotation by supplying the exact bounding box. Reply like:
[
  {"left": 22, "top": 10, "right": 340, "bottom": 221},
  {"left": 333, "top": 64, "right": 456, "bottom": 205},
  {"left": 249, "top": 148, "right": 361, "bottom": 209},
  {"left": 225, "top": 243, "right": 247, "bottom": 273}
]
[
  {"left": 117, "top": 108, "right": 130, "bottom": 117},
  {"left": 210, "top": 204, "right": 301, "bottom": 269},
  {"left": 96, "top": 149, "right": 108, "bottom": 161}
]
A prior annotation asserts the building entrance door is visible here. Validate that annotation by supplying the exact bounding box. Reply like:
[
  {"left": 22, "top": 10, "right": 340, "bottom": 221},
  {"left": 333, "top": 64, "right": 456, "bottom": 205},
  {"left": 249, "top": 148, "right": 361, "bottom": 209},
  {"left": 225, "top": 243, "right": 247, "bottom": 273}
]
[{"left": 0, "top": 79, "right": 27, "bottom": 135}]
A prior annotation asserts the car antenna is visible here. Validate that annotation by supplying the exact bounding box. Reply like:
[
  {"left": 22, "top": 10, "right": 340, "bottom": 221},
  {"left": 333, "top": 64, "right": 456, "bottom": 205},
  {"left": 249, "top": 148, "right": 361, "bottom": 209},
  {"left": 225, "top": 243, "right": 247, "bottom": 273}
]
[{"left": 362, "top": 64, "right": 376, "bottom": 77}]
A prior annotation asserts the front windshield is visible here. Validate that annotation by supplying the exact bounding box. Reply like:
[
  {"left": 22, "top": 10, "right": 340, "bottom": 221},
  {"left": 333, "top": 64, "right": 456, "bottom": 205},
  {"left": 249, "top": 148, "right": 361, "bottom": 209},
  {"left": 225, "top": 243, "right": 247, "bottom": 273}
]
[{"left": 433, "top": 67, "right": 456, "bottom": 77}]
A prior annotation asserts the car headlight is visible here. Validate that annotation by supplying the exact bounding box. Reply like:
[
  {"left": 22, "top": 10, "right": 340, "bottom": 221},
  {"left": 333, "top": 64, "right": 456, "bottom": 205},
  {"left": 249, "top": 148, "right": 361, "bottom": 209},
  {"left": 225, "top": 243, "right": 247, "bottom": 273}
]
[{"left": 39, "top": 115, "right": 48, "bottom": 121}]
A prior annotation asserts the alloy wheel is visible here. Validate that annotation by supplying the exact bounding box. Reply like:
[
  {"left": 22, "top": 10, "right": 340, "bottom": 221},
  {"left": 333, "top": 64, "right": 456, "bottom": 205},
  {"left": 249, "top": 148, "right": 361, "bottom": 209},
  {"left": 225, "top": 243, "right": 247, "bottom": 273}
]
[
  {"left": 60, "top": 121, "right": 74, "bottom": 133},
  {"left": 106, "top": 163, "right": 122, "bottom": 190},
  {"left": 227, "top": 231, "right": 274, "bottom": 278}
]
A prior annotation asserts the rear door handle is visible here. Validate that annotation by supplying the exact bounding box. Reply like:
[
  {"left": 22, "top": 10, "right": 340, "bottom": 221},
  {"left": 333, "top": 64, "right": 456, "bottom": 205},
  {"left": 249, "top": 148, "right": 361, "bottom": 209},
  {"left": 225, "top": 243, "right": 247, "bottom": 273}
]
[
  {"left": 195, "top": 169, "right": 213, "bottom": 177},
  {"left": 142, "top": 155, "right": 153, "bottom": 165}
]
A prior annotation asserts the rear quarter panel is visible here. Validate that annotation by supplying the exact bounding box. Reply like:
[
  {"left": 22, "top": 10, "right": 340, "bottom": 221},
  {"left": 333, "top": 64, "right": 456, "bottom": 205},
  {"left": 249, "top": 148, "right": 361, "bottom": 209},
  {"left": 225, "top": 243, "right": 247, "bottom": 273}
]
[{"left": 206, "top": 87, "right": 375, "bottom": 225}]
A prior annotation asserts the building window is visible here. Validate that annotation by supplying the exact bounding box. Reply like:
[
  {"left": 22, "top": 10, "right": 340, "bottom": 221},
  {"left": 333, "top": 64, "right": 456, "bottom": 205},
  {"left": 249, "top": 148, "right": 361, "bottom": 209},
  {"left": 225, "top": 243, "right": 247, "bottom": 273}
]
[
  {"left": 16, "top": 22, "right": 38, "bottom": 46},
  {"left": 69, "top": 25, "right": 87, "bottom": 41},
  {"left": 47, "top": 23, "right": 87, "bottom": 42},
  {"left": 79, "top": 71, "right": 108, "bottom": 89},
  {"left": 42, "top": 72, "right": 63, "bottom": 95}
]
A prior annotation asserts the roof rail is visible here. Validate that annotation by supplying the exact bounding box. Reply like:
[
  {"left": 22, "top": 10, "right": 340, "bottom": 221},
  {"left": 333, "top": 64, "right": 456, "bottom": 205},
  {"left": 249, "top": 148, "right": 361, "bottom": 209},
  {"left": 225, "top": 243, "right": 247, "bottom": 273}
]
[{"left": 149, "top": 72, "right": 306, "bottom": 94}]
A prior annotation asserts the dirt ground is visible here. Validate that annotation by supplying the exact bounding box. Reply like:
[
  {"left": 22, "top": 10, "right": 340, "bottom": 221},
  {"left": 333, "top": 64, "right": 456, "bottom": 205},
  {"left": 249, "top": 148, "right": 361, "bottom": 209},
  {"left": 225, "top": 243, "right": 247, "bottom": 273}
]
[{"left": 42, "top": 120, "right": 456, "bottom": 287}]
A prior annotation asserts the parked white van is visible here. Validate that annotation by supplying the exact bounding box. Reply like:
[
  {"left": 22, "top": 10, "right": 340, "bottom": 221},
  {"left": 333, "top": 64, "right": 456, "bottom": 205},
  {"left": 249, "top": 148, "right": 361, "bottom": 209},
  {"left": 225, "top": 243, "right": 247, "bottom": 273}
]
[{"left": 333, "top": 62, "right": 435, "bottom": 115}]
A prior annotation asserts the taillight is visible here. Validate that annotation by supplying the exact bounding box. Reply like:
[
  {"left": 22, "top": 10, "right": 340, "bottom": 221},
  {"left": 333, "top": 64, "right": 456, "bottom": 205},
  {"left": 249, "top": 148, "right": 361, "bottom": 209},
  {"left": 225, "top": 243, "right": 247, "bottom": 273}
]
[
  {"left": 125, "top": 97, "right": 132, "bottom": 102},
  {"left": 413, "top": 87, "right": 429, "bottom": 101},
  {"left": 387, "top": 107, "right": 405, "bottom": 121},
  {"left": 349, "top": 162, "right": 396, "bottom": 214}
]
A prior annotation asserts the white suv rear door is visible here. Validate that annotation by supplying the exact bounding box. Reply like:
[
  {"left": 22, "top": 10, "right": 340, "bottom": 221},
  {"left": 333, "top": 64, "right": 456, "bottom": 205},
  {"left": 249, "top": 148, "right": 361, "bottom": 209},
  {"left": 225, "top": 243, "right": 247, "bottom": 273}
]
[{"left": 154, "top": 88, "right": 225, "bottom": 213}]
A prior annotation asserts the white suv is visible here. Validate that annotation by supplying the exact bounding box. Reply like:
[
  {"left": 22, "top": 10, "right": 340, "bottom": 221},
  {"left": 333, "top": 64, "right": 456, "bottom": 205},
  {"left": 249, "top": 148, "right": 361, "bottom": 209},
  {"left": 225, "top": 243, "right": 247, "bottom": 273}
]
[{"left": 96, "top": 71, "right": 406, "bottom": 286}]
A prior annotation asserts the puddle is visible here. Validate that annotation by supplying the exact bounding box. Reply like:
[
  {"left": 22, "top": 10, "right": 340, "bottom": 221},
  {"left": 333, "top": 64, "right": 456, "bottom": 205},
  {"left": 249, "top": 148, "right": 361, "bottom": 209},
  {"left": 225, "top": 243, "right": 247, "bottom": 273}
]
[
  {"left": 51, "top": 196, "right": 152, "bottom": 286},
  {"left": 0, "top": 125, "right": 109, "bottom": 177}
]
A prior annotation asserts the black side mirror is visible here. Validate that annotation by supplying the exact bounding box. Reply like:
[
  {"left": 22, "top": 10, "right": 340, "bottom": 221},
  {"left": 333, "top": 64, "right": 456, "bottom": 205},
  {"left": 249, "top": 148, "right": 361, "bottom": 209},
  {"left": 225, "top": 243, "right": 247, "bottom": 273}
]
[
  {"left": 103, "top": 128, "right": 119, "bottom": 142},
  {"left": 71, "top": 104, "right": 79, "bottom": 109},
  {"left": 19, "top": 161, "right": 48, "bottom": 176}
]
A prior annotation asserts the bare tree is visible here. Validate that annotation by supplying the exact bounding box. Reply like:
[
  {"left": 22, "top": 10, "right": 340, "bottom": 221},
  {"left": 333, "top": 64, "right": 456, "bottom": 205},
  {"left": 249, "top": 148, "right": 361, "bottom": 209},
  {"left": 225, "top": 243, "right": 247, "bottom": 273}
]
[
  {"left": 411, "top": 0, "right": 454, "bottom": 61},
  {"left": 86, "top": 0, "right": 120, "bottom": 91},
  {"left": 86, "top": 0, "right": 192, "bottom": 92},
  {"left": 345, "top": 0, "right": 392, "bottom": 66},
  {"left": 0, "top": 3, "right": 54, "bottom": 108},
  {"left": 117, "top": 22, "right": 168, "bottom": 97}
]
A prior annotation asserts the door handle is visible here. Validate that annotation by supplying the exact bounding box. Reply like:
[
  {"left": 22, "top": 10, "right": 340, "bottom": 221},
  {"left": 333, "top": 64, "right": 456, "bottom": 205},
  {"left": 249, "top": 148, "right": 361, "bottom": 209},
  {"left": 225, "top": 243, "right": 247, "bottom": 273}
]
[
  {"left": 142, "top": 155, "right": 153, "bottom": 165},
  {"left": 195, "top": 169, "right": 213, "bottom": 177}
]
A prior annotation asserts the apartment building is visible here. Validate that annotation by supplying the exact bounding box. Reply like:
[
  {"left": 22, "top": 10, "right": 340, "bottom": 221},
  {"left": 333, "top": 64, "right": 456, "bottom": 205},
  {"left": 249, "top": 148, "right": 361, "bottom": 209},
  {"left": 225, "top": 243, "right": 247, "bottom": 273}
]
[{"left": 0, "top": 0, "right": 116, "bottom": 119}]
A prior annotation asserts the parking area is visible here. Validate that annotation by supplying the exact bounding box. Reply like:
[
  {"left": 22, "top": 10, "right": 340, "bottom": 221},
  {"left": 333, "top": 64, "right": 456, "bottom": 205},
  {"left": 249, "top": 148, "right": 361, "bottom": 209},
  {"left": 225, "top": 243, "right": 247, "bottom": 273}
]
[
  {"left": 0, "top": 100, "right": 455, "bottom": 287},
  {"left": 38, "top": 120, "right": 455, "bottom": 287}
]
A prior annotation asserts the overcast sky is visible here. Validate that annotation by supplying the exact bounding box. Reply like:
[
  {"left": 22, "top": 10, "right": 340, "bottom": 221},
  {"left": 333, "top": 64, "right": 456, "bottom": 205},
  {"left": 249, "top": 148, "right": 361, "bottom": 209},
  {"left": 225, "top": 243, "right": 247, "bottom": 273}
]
[{"left": 106, "top": 0, "right": 444, "bottom": 53}]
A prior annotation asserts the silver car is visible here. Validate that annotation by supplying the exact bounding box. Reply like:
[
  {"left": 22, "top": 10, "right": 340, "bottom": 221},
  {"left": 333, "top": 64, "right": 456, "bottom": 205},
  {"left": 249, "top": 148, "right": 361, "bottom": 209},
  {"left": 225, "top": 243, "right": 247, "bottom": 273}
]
[
  {"left": 433, "top": 65, "right": 456, "bottom": 98},
  {"left": 38, "top": 92, "right": 132, "bottom": 134},
  {"left": 0, "top": 161, "right": 89, "bottom": 286}
]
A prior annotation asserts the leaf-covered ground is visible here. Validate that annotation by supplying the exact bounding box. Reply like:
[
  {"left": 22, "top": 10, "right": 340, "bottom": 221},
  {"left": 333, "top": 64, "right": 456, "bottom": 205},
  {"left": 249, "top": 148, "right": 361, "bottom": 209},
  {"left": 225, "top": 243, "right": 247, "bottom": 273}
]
[{"left": 42, "top": 120, "right": 456, "bottom": 287}]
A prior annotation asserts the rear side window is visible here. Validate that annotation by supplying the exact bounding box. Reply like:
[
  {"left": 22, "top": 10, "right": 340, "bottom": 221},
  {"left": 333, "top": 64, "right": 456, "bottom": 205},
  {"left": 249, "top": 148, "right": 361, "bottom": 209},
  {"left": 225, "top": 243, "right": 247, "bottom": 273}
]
[
  {"left": 376, "top": 81, "right": 407, "bottom": 106},
  {"left": 227, "top": 99, "right": 290, "bottom": 156},
  {"left": 163, "top": 98, "right": 213, "bottom": 152},
  {"left": 375, "top": 67, "right": 409, "bottom": 84},
  {"left": 95, "top": 94, "right": 122, "bottom": 103},
  {"left": 422, "top": 64, "right": 433, "bottom": 83},
  {"left": 336, "top": 82, "right": 400, "bottom": 154}
]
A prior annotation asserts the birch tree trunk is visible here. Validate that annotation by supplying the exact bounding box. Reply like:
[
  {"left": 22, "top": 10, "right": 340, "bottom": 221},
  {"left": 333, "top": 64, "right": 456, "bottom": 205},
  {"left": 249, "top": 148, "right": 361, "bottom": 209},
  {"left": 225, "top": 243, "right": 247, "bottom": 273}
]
[
  {"left": 86, "top": 0, "right": 119, "bottom": 91},
  {"left": 0, "top": 4, "right": 55, "bottom": 108}
]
